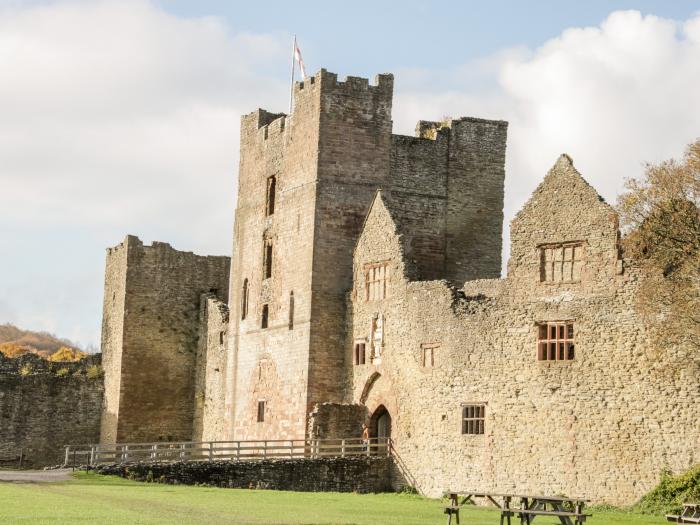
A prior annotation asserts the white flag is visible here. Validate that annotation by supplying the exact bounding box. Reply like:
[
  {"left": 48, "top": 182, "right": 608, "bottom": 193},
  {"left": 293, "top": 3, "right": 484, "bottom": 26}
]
[{"left": 294, "top": 40, "right": 307, "bottom": 80}]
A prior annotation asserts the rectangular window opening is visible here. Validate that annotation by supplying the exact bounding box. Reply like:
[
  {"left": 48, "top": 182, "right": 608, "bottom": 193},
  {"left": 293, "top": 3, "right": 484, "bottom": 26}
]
[
  {"left": 261, "top": 304, "right": 269, "bottom": 329},
  {"left": 539, "top": 242, "right": 584, "bottom": 283},
  {"left": 364, "top": 262, "right": 389, "bottom": 301},
  {"left": 537, "top": 321, "right": 575, "bottom": 361},
  {"left": 461, "top": 404, "right": 485, "bottom": 435},
  {"left": 257, "top": 400, "right": 265, "bottom": 422},
  {"left": 354, "top": 342, "right": 366, "bottom": 365}
]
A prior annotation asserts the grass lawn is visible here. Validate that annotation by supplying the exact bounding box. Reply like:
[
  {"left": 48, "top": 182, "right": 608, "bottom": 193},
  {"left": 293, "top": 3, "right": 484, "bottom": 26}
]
[{"left": 0, "top": 472, "right": 664, "bottom": 524}]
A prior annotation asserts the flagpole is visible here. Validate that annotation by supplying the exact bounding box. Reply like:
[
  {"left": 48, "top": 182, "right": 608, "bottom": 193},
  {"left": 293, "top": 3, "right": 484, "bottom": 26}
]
[{"left": 289, "top": 35, "right": 296, "bottom": 114}]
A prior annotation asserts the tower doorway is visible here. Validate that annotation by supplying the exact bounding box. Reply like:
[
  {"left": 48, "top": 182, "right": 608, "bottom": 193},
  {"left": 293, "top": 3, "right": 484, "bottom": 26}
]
[{"left": 370, "top": 405, "right": 391, "bottom": 439}]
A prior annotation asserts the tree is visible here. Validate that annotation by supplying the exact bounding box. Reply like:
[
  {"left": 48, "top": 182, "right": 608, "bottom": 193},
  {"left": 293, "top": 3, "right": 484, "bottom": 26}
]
[{"left": 617, "top": 139, "right": 700, "bottom": 349}]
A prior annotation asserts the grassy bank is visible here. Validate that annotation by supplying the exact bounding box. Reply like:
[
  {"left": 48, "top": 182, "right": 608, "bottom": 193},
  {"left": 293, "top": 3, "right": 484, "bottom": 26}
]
[{"left": 0, "top": 472, "right": 664, "bottom": 524}]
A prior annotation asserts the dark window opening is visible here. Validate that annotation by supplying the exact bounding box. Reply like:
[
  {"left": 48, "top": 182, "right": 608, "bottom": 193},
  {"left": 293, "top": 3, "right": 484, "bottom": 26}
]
[
  {"left": 420, "top": 343, "right": 439, "bottom": 368},
  {"left": 263, "top": 241, "right": 273, "bottom": 279},
  {"left": 261, "top": 304, "right": 269, "bottom": 329},
  {"left": 462, "top": 405, "right": 485, "bottom": 435},
  {"left": 266, "top": 176, "right": 276, "bottom": 216},
  {"left": 219, "top": 331, "right": 224, "bottom": 345},
  {"left": 257, "top": 400, "right": 265, "bottom": 422},
  {"left": 241, "top": 278, "right": 249, "bottom": 320},
  {"left": 288, "top": 291, "right": 294, "bottom": 330},
  {"left": 537, "top": 321, "right": 575, "bottom": 361},
  {"left": 354, "top": 343, "right": 366, "bottom": 365}
]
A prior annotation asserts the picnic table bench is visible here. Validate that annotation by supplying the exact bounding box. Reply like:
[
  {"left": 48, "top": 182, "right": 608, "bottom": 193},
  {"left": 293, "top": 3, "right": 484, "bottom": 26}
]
[
  {"left": 667, "top": 503, "right": 700, "bottom": 524},
  {"left": 444, "top": 491, "right": 591, "bottom": 525}
]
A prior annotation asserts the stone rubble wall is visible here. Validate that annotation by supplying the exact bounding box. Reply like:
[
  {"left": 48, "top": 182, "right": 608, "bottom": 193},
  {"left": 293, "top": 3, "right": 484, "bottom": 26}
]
[
  {"left": 96, "top": 456, "right": 393, "bottom": 493},
  {"left": 349, "top": 157, "right": 700, "bottom": 505},
  {"left": 308, "top": 402, "right": 368, "bottom": 440},
  {"left": 192, "top": 294, "right": 229, "bottom": 442},
  {"left": 0, "top": 353, "right": 103, "bottom": 467}
]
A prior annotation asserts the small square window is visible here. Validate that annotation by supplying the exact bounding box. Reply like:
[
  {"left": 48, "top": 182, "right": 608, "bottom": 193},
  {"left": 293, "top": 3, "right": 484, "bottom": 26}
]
[
  {"left": 537, "top": 321, "right": 575, "bottom": 361},
  {"left": 461, "top": 404, "right": 485, "bottom": 435},
  {"left": 420, "top": 343, "right": 439, "bottom": 368}
]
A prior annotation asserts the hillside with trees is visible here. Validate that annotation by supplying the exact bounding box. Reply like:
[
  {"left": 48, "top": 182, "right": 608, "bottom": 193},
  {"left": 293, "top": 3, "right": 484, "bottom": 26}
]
[{"left": 0, "top": 323, "right": 87, "bottom": 361}]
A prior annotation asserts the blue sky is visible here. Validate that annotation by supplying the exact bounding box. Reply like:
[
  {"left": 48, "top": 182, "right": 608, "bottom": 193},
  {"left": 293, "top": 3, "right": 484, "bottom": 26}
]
[{"left": 1, "top": 0, "right": 699, "bottom": 349}]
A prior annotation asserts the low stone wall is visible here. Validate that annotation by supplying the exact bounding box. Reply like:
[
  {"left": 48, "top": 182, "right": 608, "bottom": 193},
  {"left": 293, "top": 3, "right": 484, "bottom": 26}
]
[
  {"left": 0, "top": 353, "right": 104, "bottom": 467},
  {"left": 96, "top": 456, "right": 392, "bottom": 493}
]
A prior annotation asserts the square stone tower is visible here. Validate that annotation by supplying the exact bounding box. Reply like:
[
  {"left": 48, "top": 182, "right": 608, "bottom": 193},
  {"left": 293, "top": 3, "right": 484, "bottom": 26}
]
[{"left": 226, "top": 70, "right": 507, "bottom": 441}]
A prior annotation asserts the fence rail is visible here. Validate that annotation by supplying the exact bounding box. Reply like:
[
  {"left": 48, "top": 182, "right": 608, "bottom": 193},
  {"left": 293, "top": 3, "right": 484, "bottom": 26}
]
[{"left": 64, "top": 437, "right": 391, "bottom": 467}]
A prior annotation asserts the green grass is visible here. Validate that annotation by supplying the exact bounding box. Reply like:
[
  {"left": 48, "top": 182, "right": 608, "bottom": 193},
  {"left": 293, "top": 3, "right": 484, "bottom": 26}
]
[{"left": 0, "top": 472, "right": 663, "bottom": 524}]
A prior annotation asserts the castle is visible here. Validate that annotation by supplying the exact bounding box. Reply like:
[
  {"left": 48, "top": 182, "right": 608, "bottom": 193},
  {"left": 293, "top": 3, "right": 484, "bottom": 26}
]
[{"left": 99, "top": 69, "right": 700, "bottom": 505}]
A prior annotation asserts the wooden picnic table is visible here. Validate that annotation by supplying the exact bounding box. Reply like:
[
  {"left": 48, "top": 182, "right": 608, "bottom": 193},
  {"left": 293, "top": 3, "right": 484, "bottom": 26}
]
[
  {"left": 667, "top": 503, "right": 700, "bottom": 524},
  {"left": 444, "top": 491, "right": 591, "bottom": 525}
]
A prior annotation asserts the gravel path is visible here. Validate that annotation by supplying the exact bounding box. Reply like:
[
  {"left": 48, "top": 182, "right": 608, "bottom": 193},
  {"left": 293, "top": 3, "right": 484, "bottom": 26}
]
[{"left": 0, "top": 469, "right": 73, "bottom": 483}]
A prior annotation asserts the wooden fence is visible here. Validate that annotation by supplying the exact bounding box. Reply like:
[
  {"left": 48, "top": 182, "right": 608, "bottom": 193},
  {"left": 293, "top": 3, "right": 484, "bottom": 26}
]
[{"left": 63, "top": 437, "right": 391, "bottom": 467}]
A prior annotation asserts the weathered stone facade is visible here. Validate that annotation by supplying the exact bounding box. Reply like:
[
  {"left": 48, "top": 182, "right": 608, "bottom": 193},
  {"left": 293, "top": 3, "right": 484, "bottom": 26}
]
[
  {"left": 100, "top": 235, "right": 230, "bottom": 444},
  {"left": 0, "top": 353, "right": 103, "bottom": 467},
  {"left": 96, "top": 69, "right": 700, "bottom": 505},
  {"left": 349, "top": 155, "right": 700, "bottom": 505}
]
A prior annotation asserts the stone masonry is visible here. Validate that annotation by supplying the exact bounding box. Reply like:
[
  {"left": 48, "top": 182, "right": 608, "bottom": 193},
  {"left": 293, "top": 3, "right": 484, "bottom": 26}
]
[
  {"left": 95, "top": 69, "right": 700, "bottom": 505},
  {"left": 0, "top": 353, "right": 103, "bottom": 467},
  {"left": 101, "top": 235, "right": 230, "bottom": 443}
]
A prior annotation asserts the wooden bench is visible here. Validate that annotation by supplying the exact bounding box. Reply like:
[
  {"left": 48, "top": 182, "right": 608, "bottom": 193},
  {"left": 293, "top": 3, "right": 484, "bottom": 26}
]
[
  {"left": 667, "top": 503, "right": 700, "bottom": 524},
  {"left": 444, "top": 492, "right": 591, "bottom": 525},
  {"left": 516, "top": 508, "right": 591, "bottom": 524}
]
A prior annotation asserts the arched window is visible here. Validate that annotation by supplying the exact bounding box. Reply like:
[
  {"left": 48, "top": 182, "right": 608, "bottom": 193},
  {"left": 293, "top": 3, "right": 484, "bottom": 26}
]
[
  {"left": 241, "top": 278, "right": 249, "bottom": 320},
  {"left": 266, "top": 176, "right": 276, "bottom": 216},
  {"left": 288, "top": 291, "right": 294, "bottom": 330}
]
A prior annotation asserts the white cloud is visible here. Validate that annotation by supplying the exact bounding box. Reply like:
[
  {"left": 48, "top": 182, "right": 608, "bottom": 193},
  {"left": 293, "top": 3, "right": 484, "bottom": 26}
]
[
  {"left": 393, "top": 10, "right": 700, "bottom": 252},
  {"left": 0, "top": 0, "right": 288, "bottom": 347},
  {"left": 2, "top": 4, "right": 699, "bottom": 347}
]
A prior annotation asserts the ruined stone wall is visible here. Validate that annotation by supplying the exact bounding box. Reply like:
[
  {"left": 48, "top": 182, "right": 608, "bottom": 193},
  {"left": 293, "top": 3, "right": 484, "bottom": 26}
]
[
  {"left": 101, "top": 236, "right": 230, "bottom": 443},
  {"left": 97, "top": 456, "right": 392, "bottom": 493},
  {"left": 0, "top": 354, "right": 103, "bottom": 467},
  {"left": 348, "top": 157, "right": 700, "bottom": 505},
  {"left": 308, "top": 403, "right": 368, "bottom": 440},
  {"left": 192, "top": 294, "right": 229, "bottom": 442}
]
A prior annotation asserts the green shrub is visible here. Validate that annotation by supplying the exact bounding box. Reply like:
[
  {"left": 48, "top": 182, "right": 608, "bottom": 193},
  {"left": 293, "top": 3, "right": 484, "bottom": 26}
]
[
  {"left": 634, "top": 465, "right": 700, "bottom": 514},
  {"left": 19, "top": 363, "right": 33, "bottom": 376},
  {"left": 86, "top": 365, "right": 104, "bottom": 379}
]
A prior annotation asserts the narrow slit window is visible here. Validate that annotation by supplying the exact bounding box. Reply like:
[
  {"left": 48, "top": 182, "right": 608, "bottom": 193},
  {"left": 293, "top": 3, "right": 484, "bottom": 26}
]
[
  {"left": 241, "top": 278, "right": 249, "bottom": 320},
  {"left": 263, "top": 241, "right": 273, "bottom": 279},
  {"left": 261, "top": 304, "right": 269, "bottom": 329},
  {"left": 265, "top": 176, "right": 276, "bottom": 216},
  {"left": 537, "top": 321, "right": 575, "bottom": 361},
  {"left": 288, "top": 291, "right": 294, "bottom": 330},
  {"left": 354, "top": 343, "right": 366, "bottom": 365},
  {"left": 461, "top": 405, "right": 485, "bottom": 435},
  {"left": 257, "top": 400, "right": 265, "bottom": 422},
  {"left": 219, "top": 331, "right": 224, "bottom": 345}
]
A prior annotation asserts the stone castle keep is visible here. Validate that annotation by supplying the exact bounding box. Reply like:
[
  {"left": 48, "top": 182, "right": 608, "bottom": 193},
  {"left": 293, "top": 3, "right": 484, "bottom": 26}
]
[{"left": 98, "top": 69, "right": 700, "bottom": 505}]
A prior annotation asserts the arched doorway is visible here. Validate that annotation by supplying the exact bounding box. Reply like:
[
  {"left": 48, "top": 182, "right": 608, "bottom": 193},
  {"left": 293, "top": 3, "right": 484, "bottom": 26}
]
[{"left": 370, "top": 405, "right": 391, "bottom": 440}]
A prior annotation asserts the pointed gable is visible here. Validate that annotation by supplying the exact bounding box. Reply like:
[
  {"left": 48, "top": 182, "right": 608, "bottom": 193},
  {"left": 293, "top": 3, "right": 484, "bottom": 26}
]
[{"left": 508, "top": 154, "right": 621, "bottom": 284}]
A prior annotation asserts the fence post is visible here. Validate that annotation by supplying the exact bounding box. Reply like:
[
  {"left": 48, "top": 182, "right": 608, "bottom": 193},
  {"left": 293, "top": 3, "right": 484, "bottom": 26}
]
[
  {"left": 289, "top": 440, "right": 293, "bottom": 459},
  {"left": 89, "top": 446, "right": 95, "bottom": 466},
  {"left": 64, "top": 446, "right": 70, "bottom": 466},
  {"left": 208, "top": 442, "right": 213, "bottom": 462},
  {"left": 236, "top": 441, "right": 240, "bottom": 460},
  {"left": 263, "top": 441, "right": 267, "bottom": 459},
  {"left": 341, "top": 439, "right": 346, "bottom": 458}
]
